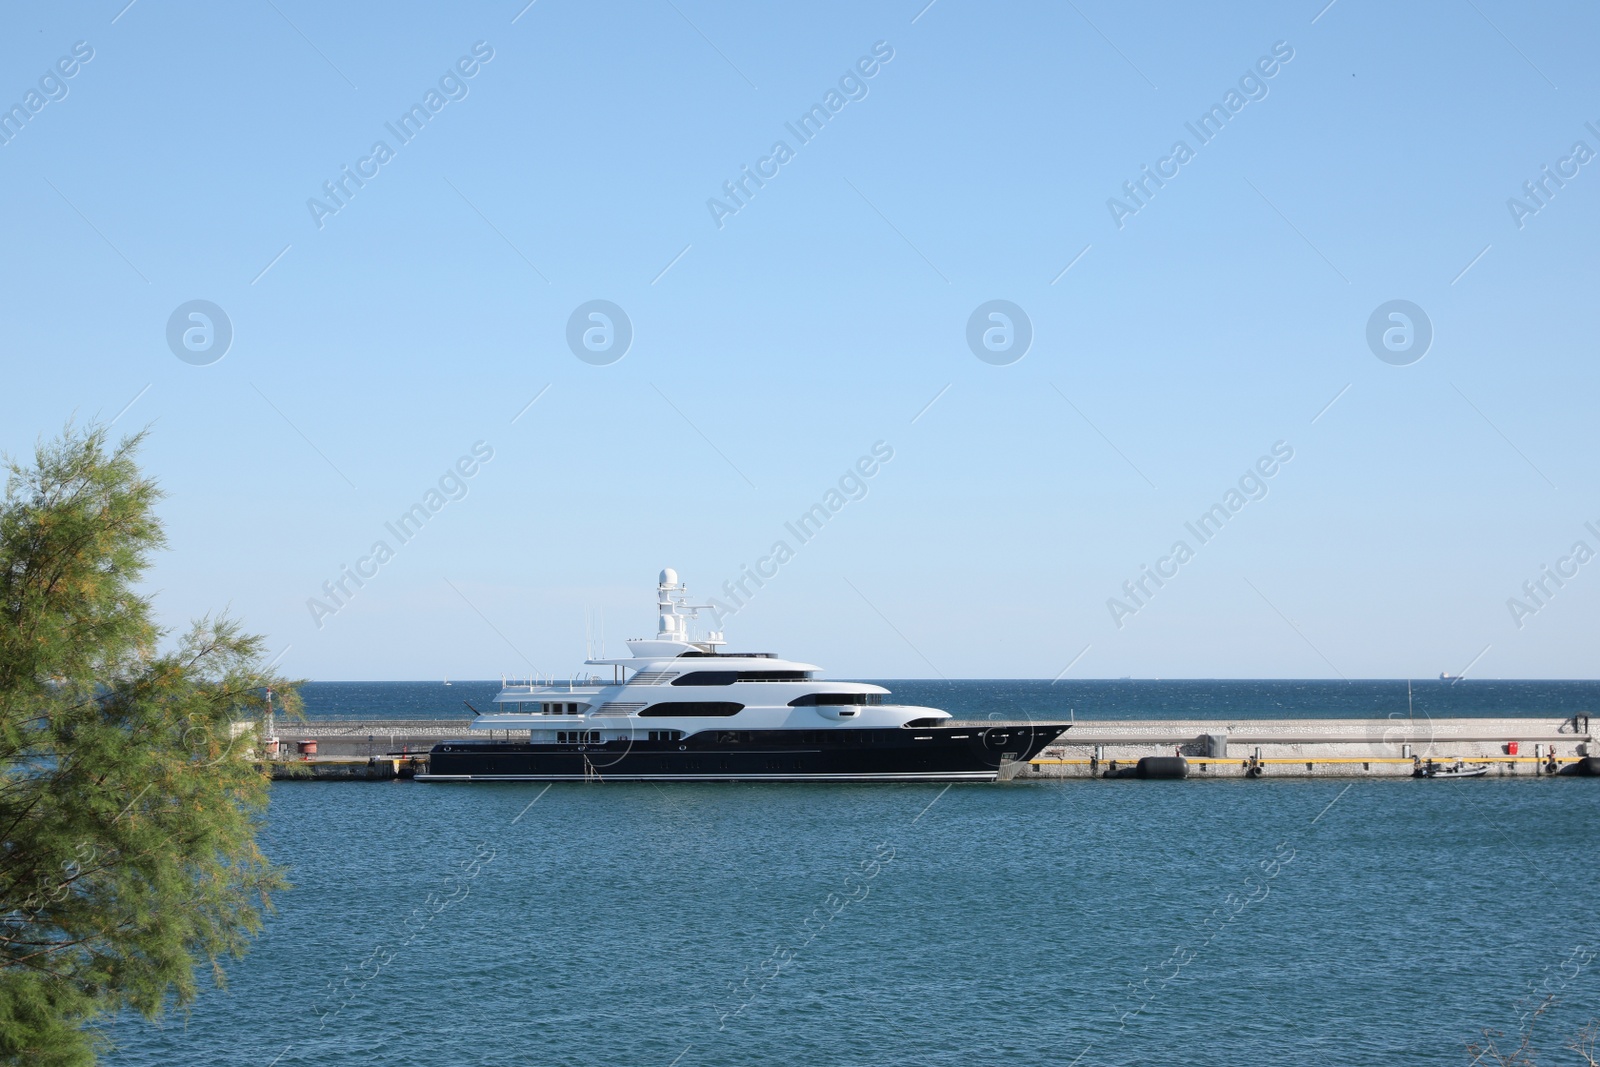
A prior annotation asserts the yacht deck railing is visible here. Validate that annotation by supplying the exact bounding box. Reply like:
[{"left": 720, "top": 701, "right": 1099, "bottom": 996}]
[{"left": 499, "top": 675, "right": 614, "bottom": 691}]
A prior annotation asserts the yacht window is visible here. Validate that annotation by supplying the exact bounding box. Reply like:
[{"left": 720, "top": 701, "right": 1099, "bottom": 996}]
[
  {"left": 789, "top": 693, "right": 882, "bottom": 706},
  {"left": 673, "top": 670, "right": 811, "bottom": 684},
  {"left": 672, "top": 671, "right": 738, "bottom": 686},
  {"left": 638, "top": 702, "right": 744, "bottom": 717}
]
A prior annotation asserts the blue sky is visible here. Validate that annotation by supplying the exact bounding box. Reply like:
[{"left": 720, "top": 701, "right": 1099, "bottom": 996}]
[{"left": 2, "top": 0, "right": 1597, "bottom": 680}]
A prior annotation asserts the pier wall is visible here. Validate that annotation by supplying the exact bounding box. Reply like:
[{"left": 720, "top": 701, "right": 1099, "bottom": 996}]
[
  {"left": 253, "top": 716, "right": 1596, "bottom": 781},
  {"left": 256, "top": 719, "right": 502, "bottom": 759},
  {"left": 1014, "top": 716, "right": 1594, "bottom": 779}
]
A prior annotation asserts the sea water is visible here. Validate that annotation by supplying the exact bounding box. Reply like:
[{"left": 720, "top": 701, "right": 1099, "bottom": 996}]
[
  {"left": 103, "top": 681, "right": 1600, "bottom": 1066},
  {"left": 297, "top": 677, "right": 1600, "bottom": 721}
]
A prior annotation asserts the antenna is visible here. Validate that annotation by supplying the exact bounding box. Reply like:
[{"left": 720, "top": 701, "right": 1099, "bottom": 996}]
[{"left": 652, "top": 568, "right": 725, "bottom": 649}]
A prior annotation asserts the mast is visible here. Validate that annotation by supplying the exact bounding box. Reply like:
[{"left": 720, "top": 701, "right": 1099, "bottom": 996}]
[{"left": 653, "top": 568, "right": 726, "bottom": 650}]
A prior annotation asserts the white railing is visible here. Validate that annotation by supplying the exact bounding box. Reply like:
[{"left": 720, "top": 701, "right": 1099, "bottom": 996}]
[{"left": 501, "top": 674, "right": 611, "bottom": 691}]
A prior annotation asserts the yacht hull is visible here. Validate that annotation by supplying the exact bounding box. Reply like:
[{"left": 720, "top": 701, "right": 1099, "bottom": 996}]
[{"left": 416, "top": 723, "right": 1068, "bottom": 783}]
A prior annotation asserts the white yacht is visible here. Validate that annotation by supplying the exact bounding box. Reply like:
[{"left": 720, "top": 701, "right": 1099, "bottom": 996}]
[{"left": 419, "top": 570, "right": 1068, "bottom": 783}]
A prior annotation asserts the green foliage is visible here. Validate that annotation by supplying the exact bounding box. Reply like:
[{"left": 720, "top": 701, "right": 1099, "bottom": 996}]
[{"left": 0, "top": 424, "right": 300, "bottom": 1065}]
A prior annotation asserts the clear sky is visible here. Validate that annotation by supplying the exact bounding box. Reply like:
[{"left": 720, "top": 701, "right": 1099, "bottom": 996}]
[{"left": 2, "top": 1, "right": 1597, "bottom": 681}]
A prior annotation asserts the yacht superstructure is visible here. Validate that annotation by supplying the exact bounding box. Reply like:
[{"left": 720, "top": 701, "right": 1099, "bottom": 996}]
[{"left": 419, "top": 570, "right": 1068, "bottom": 782}]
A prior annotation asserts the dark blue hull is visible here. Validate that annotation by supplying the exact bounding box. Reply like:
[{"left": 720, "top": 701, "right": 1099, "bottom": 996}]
[{"left": 417, "top": 723, "right": 1069, "bottom": 782}]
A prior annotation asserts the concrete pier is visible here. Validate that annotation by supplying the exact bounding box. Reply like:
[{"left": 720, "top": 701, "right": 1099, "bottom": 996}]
[
  {"left": 263, "top": 719, "right": 479, "bottom": 760},
  {"left": 254, "top": 716, "right": 1597, "bottom": 781},
  {"left": 244, "top": 720, "right": 464, "bottom": 780},
  {"left": 1015, "top": 716, "right": 1595, "bottom": 779},
  {"left": 265, "top": 756, "right": 426, "bottom": 781}
]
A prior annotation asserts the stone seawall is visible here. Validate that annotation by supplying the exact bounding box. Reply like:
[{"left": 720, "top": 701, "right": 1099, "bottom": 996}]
[
  {"left": 253, "top": 716, "right": 1597, "bottom": 780},
  {"left": 1015, "top": 716, "right": 1594, "bottom": 779}
]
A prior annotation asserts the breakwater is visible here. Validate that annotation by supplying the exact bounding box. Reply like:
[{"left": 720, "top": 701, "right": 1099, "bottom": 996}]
[
  {"left": 255, "top": 715, "right": 1596, "bottom": 781},
  {"left": 1018, "top": 715, "right": 1593, "bottom": 778}
]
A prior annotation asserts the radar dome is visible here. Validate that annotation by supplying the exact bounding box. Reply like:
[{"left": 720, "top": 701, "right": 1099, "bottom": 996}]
[{"left": 659, "top": 568, "right": 678, "bottom": 585}]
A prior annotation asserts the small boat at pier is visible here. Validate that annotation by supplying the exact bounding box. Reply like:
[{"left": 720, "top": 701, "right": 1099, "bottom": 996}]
[{"left": 1414, "top": 759, "right": 1489, "bottom": 779}]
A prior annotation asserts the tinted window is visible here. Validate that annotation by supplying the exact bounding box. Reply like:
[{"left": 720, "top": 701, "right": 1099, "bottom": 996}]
[
  {"left": 673, "top": 670, "right": 810, "bottom": 685},
  {"left": 639, "top": 702, "right": 745, "bottom": 717},
  {"left": 789, "top": 693, "right": 882, "bottom": 706},
  {"left": 672, "top": 671, "right": 738, "bottom": 686}
]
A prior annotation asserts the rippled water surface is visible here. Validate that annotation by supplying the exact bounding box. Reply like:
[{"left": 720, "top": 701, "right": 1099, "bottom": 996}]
[{"left": 103, "top": 683, "right": 1600, "bottom": 1066}]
